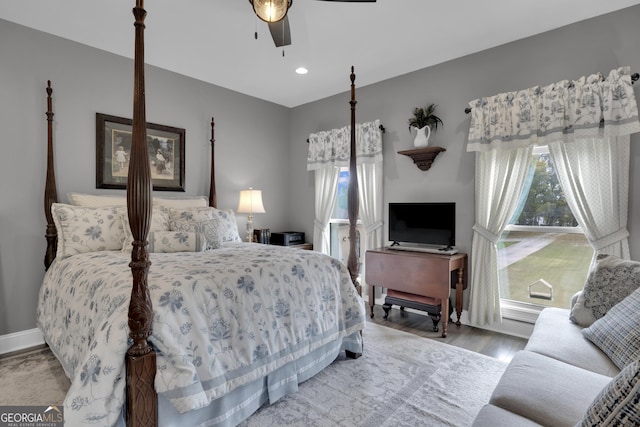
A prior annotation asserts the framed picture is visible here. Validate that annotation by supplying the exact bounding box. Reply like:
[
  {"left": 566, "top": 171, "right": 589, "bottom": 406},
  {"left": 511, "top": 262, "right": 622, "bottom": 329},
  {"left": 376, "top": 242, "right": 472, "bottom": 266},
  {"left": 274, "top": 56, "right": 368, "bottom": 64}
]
[{"left": 96, "top": 113, "right": 185, "bottom": 191}]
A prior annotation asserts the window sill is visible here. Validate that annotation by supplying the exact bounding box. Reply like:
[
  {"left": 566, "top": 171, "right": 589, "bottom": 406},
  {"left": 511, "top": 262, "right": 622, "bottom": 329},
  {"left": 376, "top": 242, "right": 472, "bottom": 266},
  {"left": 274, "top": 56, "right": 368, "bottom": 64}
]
[{"left": 500, "top": 299, "right": 544, "bottom": 324}]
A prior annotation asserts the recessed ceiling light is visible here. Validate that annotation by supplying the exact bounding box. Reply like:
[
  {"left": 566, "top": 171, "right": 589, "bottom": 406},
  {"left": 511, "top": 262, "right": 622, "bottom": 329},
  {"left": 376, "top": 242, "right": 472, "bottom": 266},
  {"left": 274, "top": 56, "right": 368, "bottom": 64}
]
[{"left": 295, "top": 67, "right": 308, "bottom": 75}]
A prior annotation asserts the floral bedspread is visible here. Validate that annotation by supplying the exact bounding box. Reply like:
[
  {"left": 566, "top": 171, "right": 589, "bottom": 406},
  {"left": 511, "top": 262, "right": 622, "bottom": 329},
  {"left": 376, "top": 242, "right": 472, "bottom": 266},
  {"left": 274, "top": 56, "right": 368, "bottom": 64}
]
[{"left": 36, "top": 243, "right": 365, "bottom": 426}]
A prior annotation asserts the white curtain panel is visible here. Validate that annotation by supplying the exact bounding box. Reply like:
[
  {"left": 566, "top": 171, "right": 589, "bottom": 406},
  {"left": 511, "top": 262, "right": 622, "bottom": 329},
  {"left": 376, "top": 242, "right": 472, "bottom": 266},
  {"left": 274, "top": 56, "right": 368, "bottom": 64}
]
[
  {"left": 469, "top": 146, "right": 533, "bottom": 326},
  {"left": 357, "top": 161, "right": 384, "bottom": 251},
  {"left": 466, "top": 66, "right": 640, "bottom": 326},
  {"left": 308, "top": 120, "right": 384, "bottom": 255},
  {"left": 312, "top": 167, "right": 340, "bottom": 254},
  {"left": 549, "top": 137, "right": 631, "bottom": 259}
]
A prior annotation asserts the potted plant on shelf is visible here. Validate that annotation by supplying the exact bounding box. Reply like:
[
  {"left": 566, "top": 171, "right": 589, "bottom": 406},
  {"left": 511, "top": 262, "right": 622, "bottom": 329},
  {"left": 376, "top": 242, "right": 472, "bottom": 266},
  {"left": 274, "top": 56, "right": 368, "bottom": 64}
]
[{"left": 408, "top": 103, "right": 443, "bottom": 147}]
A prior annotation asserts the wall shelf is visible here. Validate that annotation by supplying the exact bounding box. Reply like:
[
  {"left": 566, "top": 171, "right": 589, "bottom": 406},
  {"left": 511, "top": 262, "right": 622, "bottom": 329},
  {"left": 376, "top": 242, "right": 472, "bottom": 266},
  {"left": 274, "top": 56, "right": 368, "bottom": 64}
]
[{"left": 398, "top": 146, "right": 446, "bottom": 171}]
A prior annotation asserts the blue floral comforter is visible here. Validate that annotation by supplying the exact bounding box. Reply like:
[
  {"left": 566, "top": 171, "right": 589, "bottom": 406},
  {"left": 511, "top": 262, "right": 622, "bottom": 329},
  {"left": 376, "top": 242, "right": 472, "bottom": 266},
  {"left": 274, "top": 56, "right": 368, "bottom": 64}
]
[{"left": 36, "top": 243, "right": 366, "bottom": 426}]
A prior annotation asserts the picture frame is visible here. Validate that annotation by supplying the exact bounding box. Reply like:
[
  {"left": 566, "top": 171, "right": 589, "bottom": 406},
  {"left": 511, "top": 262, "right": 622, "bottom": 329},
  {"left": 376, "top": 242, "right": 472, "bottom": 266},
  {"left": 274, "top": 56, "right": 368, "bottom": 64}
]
[{"left": 96, "top": 113, "right": 186, "bottom": 191}]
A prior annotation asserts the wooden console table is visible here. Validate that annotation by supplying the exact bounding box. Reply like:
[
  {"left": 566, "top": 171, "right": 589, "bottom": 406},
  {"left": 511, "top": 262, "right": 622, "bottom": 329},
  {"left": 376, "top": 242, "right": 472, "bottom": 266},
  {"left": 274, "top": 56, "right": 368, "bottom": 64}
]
[{"left": 365, "top": 247, "right": 467, "bottom": 337}]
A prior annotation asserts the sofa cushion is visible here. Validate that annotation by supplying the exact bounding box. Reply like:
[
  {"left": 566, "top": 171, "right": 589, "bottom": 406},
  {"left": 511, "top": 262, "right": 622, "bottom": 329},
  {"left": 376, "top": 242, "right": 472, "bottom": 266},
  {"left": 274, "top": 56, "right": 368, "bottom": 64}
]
[
  {"left": 489, "top": 351, "right": 611, "bottom": 427},
  {"left": 577, "top": 359, "right": 640, "bottom": 427},
  {"left": 524, "top": 307, "right": 619, "bottom": 377},
  {"left": 582, "top": 286, "right": 640, "bottom": 370},
  {"left": 472, "top": 404, "right": 541, "bottom": 427},
  {"left": 570, "top": 254, "right": 640, "bottom": 327}
]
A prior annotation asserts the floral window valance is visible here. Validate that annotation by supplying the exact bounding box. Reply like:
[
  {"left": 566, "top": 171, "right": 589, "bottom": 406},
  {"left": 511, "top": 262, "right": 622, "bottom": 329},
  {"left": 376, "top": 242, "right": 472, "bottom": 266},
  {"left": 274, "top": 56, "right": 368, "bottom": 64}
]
[
  {"left": 307, "top": 119, "right": 383, "bottom": 170},
  {"left": 466, "top": 67, "right": 640, "bottom": 152}
]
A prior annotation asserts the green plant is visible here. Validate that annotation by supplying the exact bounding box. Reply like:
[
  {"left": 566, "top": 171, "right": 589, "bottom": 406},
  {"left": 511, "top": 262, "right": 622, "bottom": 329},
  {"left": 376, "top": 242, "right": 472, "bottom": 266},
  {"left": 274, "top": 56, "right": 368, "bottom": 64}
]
[{"left": 408, "top": 103, "right": 443, "bottom": 132}]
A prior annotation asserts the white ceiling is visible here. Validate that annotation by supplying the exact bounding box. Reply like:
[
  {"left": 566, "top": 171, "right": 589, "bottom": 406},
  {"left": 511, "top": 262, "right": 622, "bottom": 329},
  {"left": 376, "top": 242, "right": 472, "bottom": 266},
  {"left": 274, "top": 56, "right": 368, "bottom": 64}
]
[{"left": 2, "top": 0, "right": 640, "bottom": 107}]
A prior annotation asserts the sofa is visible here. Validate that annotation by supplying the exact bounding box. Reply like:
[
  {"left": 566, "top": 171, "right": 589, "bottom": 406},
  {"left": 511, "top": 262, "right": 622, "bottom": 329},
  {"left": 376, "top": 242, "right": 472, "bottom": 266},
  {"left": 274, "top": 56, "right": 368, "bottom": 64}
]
[{"left": 473, "top": 254, "right": 640, "bottom": 426}]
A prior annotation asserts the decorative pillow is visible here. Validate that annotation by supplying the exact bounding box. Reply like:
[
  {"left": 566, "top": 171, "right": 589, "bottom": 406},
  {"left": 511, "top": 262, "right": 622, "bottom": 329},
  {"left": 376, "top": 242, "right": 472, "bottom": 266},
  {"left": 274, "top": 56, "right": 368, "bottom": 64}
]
[
  {"left": 119, "top": 206, "right": 171, "bottom": 252},
  {"left": 570, "top": 254, "right": 640, "bottom": 327},
  {"left": 67, "top": 192, "right": 127, "bottom": 207},
  {"left": 577, "top": 359, "right": 640, "bottom": 426},
  {"left": 153, "top": 196, "right": 209, "bottom": 209},
  {"left": 52, "top": 203, "right": 125, "bottom": 259},
  {"left": 582, "top": 286, "right": 640, "bottom": 370},
  {"left": 168, "top": 207, "right": 223, "bottom": 250},
  {"left": 213, "top": 208, "right": 242, "bottom": 242},
  {"left": 148, "top": 231, "right": 203, "bottom": 253}
]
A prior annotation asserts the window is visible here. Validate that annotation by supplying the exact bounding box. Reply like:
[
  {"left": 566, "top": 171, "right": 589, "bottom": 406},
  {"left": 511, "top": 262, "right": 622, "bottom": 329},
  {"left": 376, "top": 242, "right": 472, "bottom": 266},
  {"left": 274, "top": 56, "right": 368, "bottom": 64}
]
[
  {"left": 329, "top": 168, "right": 364, "bottom": 265},
  {"left": 497, "top": 147, "right": 593, "bottom": 315}
]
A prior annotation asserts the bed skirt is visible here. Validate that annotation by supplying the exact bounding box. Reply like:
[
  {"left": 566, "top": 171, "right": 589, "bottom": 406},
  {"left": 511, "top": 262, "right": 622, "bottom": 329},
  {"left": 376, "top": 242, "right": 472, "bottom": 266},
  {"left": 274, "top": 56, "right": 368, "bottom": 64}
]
[{"left": 114, "top": 330, "right": 363, "bottom": 426}]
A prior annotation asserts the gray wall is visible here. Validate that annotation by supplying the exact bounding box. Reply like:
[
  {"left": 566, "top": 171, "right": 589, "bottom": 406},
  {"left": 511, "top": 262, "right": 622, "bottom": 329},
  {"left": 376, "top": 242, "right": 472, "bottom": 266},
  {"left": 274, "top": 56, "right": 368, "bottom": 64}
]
[
  {"left": 289, "top": 5, "right": 640, "bottom": 310},
  {"left": 2, "top": 4, "right": 640, "bottom": 338},
  {"left": 0, "top": 19, "right": 291, "bottom": 335}
]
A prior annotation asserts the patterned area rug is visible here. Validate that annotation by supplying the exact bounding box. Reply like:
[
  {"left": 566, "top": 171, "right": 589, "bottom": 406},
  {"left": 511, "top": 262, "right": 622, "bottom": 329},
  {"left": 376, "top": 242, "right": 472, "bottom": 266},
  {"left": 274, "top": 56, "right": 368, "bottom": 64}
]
[
  {"left": 241, "top": 322, "right": 507, "bottom": 426},
  {"left": 0, "top": 323, "right": 507, "bottom": 426}
]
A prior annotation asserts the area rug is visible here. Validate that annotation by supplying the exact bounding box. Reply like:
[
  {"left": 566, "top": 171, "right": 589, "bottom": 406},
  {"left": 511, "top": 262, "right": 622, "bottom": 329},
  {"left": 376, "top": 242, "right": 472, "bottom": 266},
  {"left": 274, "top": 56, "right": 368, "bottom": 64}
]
[
  {"left": 0, "top": 346, "right": 69, "bottom": 406},
  {"left": 0, "top": 323, "right": 507, "bottom": 426},
  {"left": 239, "top": 322, "right": 507, "bottom": 426}
]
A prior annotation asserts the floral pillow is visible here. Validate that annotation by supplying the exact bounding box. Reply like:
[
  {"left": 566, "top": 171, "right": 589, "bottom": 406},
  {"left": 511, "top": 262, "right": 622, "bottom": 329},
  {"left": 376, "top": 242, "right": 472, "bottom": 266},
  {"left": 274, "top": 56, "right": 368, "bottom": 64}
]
[
  {"left": 168, "top": 207, "right": 223, "bottom": 250},
  {"left": 148, "top": 231, "right": 203, "bottom": 253},
  {"left": 119, "top": 207, "right": 171, "bottom": 252},
  {"left": 570, "top": 254, "right": 640, "bottom": 327},
  {"left": 212, "top": 208, "right": 242, "bottom": 243},
  {"left": 52, "top": 203, "right": 125, "bottom": 259}
]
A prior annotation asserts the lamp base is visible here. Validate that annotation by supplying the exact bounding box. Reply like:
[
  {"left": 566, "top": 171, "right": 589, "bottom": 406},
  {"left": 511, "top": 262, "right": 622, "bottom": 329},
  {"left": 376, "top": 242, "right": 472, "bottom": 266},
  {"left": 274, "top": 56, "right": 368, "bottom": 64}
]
[{"left": 246, "top": 214, "right": 254, "bottom": 243}]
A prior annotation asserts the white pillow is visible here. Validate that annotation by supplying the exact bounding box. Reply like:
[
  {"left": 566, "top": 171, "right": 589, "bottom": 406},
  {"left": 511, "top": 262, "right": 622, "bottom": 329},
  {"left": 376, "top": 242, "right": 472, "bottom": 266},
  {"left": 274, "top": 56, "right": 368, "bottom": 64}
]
[
  {"left": 52, "top": 203, "right": 125, "bottom": 259},
  {"left": 153, "top": 196, "right": 209, "bottom": 209},
  {"left": 67, "top": 192, "right": 127, "bottom": 207},
  {"left": 119, "top": 207, "right": 171, "bottom": 252}
]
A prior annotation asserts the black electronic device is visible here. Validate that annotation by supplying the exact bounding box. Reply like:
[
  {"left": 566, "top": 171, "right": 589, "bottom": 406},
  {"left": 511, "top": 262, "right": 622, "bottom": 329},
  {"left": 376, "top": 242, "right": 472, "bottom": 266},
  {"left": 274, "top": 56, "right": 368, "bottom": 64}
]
[
  {"left": 271, "top": 231, "right": 305, "bottom": 246},
  {"left": 388, "top": 202, "right": 455, "bottom": 249}
]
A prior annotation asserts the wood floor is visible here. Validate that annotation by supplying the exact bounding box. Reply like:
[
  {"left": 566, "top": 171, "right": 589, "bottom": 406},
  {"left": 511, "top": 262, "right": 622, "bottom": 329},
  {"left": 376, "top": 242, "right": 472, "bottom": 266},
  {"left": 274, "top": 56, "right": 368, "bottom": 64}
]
[{"left": 368, "top": 304, "right": 528, "bottom": 363}]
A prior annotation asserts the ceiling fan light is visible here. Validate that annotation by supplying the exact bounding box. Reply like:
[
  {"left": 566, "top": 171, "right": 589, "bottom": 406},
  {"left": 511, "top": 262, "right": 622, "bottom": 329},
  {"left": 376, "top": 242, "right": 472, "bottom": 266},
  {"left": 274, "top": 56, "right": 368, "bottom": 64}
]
[{"left": 251, "top": 0, "right": 292, "bottom": 23}]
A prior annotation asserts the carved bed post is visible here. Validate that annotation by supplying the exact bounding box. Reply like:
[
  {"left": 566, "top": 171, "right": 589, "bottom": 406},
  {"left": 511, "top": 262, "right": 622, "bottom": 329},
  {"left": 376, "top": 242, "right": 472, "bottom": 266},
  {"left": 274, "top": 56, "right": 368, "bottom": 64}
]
[
  {"left": 209, "top": 117, "right": 217, "bottom": 208},
  {"left": 347, "top": 66, "right": 361, "bottom": 295},
  {"left": 44, "top": 81, "right": 58, "bottom": 270},
  {"left": 125, "top": 1, "right": 157, "bottom": 426}
]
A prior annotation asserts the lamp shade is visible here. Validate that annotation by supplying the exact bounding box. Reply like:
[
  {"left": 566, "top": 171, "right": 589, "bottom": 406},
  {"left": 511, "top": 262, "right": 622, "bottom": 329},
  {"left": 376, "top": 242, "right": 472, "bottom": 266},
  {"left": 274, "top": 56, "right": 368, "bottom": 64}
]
[
  {"left": 250, "top": 0, "right": 292, "bottom": 23},
  {"left": 237, "top": 188, "right": 266, "bottom": 214}
]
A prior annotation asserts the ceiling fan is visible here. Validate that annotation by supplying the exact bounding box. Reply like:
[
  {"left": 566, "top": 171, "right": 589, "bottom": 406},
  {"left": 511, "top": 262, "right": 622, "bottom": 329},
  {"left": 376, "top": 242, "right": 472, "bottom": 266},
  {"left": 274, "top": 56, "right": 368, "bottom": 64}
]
[{"left": 249, "top": 0, "right": 377, "bottom": 48}]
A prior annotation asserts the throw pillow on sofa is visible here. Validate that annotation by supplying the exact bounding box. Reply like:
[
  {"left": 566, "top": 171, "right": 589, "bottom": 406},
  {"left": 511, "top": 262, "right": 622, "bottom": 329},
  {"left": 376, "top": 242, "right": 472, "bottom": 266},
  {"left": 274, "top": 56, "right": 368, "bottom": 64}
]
[
  {"left": 570, "top": 254, "right": 640, "bottom": 327},
  {"left": 582, "top": 286, "right": 640, "bottom": 370},
  {"left": 577, "top": 359, "right": 640, "bottom": 426}
]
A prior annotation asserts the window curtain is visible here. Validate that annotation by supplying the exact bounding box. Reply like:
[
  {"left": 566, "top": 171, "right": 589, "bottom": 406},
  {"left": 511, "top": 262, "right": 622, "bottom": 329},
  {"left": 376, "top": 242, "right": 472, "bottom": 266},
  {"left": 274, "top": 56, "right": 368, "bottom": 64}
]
[
  {"left": 549, "top": 137, "right": 631, "bottom": 259},
  {"left": 466, "top": 66, "right": 640, "bottom": 326},
  {"left": 307, "top": 120, "right": 383, "bottom": 254}
]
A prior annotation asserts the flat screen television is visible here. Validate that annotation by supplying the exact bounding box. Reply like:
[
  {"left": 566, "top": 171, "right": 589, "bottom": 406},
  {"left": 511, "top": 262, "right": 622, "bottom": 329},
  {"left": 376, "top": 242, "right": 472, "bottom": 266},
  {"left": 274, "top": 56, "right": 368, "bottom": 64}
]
[{"left": 388, "top": 202, "right": 455, "bottom": 248}]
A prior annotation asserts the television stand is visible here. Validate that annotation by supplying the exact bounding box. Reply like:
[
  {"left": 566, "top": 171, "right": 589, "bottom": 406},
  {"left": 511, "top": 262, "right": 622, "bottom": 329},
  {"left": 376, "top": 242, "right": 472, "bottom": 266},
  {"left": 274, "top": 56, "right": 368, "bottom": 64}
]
[{"left": 365, "top": 247, "right": 467, "bottom": 337}]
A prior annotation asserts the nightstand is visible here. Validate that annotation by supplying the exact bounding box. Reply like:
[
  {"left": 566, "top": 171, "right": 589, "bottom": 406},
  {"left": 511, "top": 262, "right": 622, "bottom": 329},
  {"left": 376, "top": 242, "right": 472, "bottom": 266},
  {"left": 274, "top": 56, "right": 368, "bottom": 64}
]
[{"left": 287, "top": 243, "right": 313, "bottom": 250}]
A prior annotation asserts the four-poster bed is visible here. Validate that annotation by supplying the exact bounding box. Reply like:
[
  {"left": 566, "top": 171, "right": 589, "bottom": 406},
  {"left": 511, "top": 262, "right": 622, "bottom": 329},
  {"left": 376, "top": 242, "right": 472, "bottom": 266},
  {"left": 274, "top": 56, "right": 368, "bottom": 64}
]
[{"left": 38, "top": 2, "right": 366, "bottom": 426}]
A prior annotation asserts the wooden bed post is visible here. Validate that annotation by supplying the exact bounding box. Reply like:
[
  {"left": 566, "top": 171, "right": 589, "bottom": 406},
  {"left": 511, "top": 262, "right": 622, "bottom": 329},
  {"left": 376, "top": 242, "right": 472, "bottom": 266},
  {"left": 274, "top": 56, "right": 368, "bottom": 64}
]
[
  {"left": 44, "top": 80, "right": 58, "bottom": 270},
  {"left": 209, "top": 117, "right": 217, "bottom": 208},
  {"left": 125, "top": 1, "right": 157, "bottom": 426},
  {"left": 347, "top": 66, "right": 361, "bottom": 295}
]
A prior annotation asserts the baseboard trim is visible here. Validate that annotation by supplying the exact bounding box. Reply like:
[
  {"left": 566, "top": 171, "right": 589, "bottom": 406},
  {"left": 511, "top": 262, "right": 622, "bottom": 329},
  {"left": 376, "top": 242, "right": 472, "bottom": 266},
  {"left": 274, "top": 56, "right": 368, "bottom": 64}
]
[{"left": 0, "top": 328, "right": 45, "bottom": 355}]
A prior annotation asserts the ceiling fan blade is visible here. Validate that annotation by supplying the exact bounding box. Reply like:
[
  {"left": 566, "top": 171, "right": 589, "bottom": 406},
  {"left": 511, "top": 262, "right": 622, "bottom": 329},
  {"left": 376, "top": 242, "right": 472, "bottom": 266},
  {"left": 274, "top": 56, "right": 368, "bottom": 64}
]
[{"left": 268, "top": 16, "right": 291, "bottom": 47}]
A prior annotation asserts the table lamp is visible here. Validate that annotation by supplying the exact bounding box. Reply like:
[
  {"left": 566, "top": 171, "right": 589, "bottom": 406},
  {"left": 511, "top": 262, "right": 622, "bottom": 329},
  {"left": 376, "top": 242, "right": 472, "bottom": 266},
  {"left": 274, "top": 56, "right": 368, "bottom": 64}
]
[{"left": 237, "top": 187, "right": 266, "bottom": 242}]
